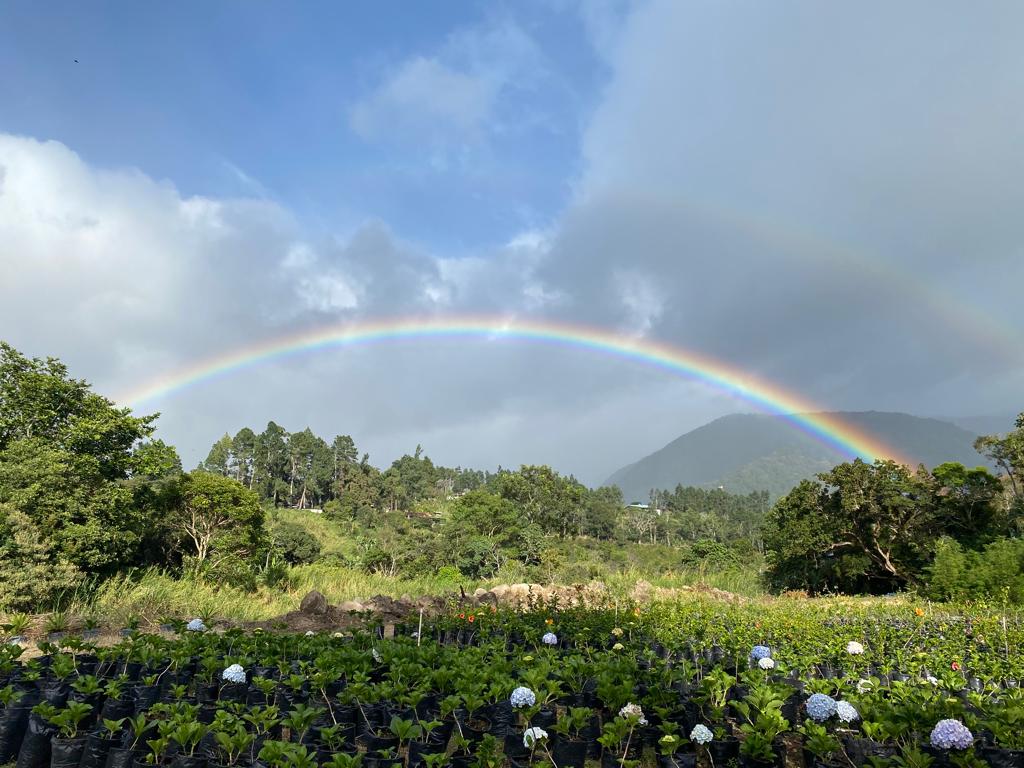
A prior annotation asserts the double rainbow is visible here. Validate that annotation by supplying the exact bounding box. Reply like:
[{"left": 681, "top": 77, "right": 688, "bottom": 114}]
[{"left": 118, "top": 315, "right": 912, "bottom": 465}]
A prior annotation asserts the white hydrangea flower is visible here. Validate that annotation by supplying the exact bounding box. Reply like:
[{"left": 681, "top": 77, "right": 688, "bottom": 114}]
[
  {"left": 523, "top": 727, "right": 548, "bottom": 748},
  {"left": 690, "top": 724, "right": 713, "bottom": 745},
  {"left": 836, "top": 701, "right": 859, "bottom": 723},
  {"left": 222, "top": 664, "right": 246, "bottom": 684},
  {"left": 846, "top": 641, "right": 865, "bottom": 655},
  {"left": 619, "top": 703, "right": 647, "bottom": 725},
  {"left": 612, "top": 642, "right": 625, "bottom": 651},
  {"left": 758, "top": 657, "right": 775, "bottom": 670},
  {"left": 186, "top": 618, "right": 206, "bottom": 632},
  {"left": 371, "top": 648, "right": 382, "bottom": 663},
  {"left": 542, "top": 632, "right": 558, "bottom": 645},
  {"left": 305, "top": 630, "right": 315, "bottom": 636}
]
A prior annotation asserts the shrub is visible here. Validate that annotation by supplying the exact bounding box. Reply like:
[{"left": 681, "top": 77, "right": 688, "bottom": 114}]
[
  {"left": 925, "top": 536, "right": 1024, "bottom": 604},
  {"left": 272, "top": 521, "right": 321, "bottom": 565},
  {"left": 0, "top": 506, "right": 83, "bottom": 611}
]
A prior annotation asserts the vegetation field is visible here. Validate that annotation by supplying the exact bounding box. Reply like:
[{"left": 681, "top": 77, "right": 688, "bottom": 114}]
[{"left": 1, "top": 598, "right": 1022, "bottom": 768}]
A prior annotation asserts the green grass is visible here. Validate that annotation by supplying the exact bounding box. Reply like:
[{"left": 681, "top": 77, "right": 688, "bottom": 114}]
[{"left": 73, "top": 561, "right": 764, "bottom": 627}]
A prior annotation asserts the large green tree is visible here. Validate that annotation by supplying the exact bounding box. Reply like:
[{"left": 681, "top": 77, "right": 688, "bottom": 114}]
[
  {"left": 167, "top": 471, "right": 266, "bottom": 571},
  {"left": 0, "top": 343, "right": 167, "bottom": 597},
  {"left": 975, "top": 413, "right": 1024, "bottom": 506}
]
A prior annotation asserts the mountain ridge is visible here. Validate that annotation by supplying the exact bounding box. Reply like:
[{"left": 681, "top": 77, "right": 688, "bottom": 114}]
[{"left": 605, "top": 411, "right": 989, "bottom": 501}]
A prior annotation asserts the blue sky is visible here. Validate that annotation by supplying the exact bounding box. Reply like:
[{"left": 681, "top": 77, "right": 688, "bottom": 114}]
[
  {"left": 0, "top": 1, "right": 609, "bottom": 252},
  {"left": 2, "top": 1, "right": 1022, "bottom": 479}
]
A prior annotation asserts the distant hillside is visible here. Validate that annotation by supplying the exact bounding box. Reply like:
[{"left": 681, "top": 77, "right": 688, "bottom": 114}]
[{"left": 605, "top": 411, "right": 988, "bottom": 501}]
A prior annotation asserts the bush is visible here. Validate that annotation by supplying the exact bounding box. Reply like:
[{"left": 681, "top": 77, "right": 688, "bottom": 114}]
[
  {"left": 0, "top": 506, "right": 83, "bottom": 611},
  {"left": 271, "top": 521, "right": 322, "bottom": 565},
  {"left": 925, "top": 536, "right": 1024, "bottom": 604}
]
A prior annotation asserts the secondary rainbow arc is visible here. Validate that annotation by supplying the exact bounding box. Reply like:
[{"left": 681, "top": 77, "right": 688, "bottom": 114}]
[{"left": 117, "top": 316, "right": 914, "bottom": 466}]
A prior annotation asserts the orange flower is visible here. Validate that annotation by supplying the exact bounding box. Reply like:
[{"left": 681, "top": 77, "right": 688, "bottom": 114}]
[
  {"left": 468, "top": 615, "right": 475, "bottom": 623},
  {"left": 633, "top": 607, "right": 641, "bottom": 617},
  {"left": 914, "top": 607, "right": 924, "bottom": 617},
  {"left": 951, "top": 661, "right": 961, "bottom": 671},
  {"left": 458, "top": 613, "right": 465, "bottom": 619},
  {"left": 545, "top": 618, "right": 554, "bottom": 625},
  {"left": 490, "top": 606, "right": 497, "bottom": 613}
]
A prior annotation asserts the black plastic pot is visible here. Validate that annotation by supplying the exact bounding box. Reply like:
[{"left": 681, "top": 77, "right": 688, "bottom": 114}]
[
  {"left": 101, "top": 695, "right": 136, "bottom": 721},
  {"left": 407, "top": 740, "right": 444, "bottom": 767},
  {"left": 358, "top": 733, "right": 398, "bottom": 752},
  {"left": 552, "top": 738, "right": 587, "bottom": 768},
  {"left": 529, "top": 707, "right": 557, "bottom": 730},
  {"left": 708, "top": 736, "right": 739, "bottom": 764},
  {"left": 980, "top": 747, "right": 1024, "bottom": 768},
  {"left": 15, "top": 712, "right": 55, "bottom": 768},
  {"left": 458, "top": 716, "right": 490, "bottom": 744},
  {"left": 104, "top": 746, "right": 143, "bottom": 768},
  {"left": 656, "top": 753, "right": 697, "bottom": 768},
  {"left": 0, "top": 704, "right": 31, "bottom": 762},
  {"left": 50, "top": 736, "right": 87, "bottom": 768},
  {"left": 133, "top": 685, "right": 161, "bottom": 713},
  {"left": 80, "top": 733, "right": 120, "bottom": 768},
  {"left": 503, "top": 731, "right": 531, "bottom": 761},
  {"left": 170, "top": 755, "right": 208, "bottom": 768}
]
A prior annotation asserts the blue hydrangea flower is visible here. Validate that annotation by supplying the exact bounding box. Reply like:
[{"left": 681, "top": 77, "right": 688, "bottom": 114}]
[
  {"left": 542, "top": 632, "right": 558, "bottom": 646},
  {"left": 930, "top": 720, "right": 973, "bottom": 750},
  {"left": 806, "top": 693, "right": 838, "bottom": 722},
  {"left": 222, "top": 664, "right": 246, "bottom": 684},
  {"left": 749, "top": 645, "right": 772, "bottom": 660},
  {"left": 690, "top": 724, "right": 713, "bottom": 745},
  {"left": 186, "top": 618, "right": 206, "bottom": 632},
  {"left": 511, "top": 686, "right": 536, "bottom": 709},
  {"left": 835, "top": 701, "right": 859, "bottom": 723}
]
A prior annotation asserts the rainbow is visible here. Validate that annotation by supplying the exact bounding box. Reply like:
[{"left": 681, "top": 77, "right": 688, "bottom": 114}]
[{"left": 117, "top": 315, "right": 913, "bottom": 465}]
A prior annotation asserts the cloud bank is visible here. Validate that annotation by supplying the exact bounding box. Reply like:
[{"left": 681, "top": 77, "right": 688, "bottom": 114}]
[{"left": 2, "top": 0, "right": 1023, "bottom": 482}]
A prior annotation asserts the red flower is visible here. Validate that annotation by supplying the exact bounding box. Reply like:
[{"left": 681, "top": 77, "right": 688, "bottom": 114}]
[
  {"left": 951, "top": 661, "right": 961, "bottom": 671},
  {"left": 468, "top": 615, "right": 475, "bottom": 623},
  {"left": 458, "top": 613, "right": 465, "bottom": 619}
]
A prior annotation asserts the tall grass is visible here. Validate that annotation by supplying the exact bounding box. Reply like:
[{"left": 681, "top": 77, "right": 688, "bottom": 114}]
[
  {"left": 80, "top": 565, "right": 478, "bottom": 625},
  {"left": 75, "top": 561, "right": 764, "bottom": 626}
]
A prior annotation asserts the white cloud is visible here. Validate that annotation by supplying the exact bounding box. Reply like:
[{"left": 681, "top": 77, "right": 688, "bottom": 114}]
[
  {"left": 350, "top": 57, "right": 492, "bottom": 141},
  {"left": 348, "top": 19, "right": 545, "bottom": 146}
]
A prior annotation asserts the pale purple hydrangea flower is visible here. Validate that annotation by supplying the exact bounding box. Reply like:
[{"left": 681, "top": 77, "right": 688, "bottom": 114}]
[
  {"left": 542, "top": 632, "right": 558, "bottom": 645},
  {"left": 930, "top": 720, "right": 973, "bottom": 750},
  {"left": 749, "top": 645, "right": 772, "bottom": 660}
]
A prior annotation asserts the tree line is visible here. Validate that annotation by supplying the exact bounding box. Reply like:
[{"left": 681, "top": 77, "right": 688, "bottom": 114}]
[
  {"left": 762, "top": 420, "right": 1023, "bottom": 599},
  {"left": 0, "top": 341, "right": 769, "bottom": 610}
]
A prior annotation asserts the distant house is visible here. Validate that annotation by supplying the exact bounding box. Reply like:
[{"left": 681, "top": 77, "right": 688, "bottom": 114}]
[{"left": 625, "top": 502, "right": 664, "bottom": 515}]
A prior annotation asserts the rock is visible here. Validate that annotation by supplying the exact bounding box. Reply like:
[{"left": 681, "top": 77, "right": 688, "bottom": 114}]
[
  {"left": 300, "top": 590, "right": 329, "bottom": 615},
  {"left": 340, "top": 600, "right": 364, "bottom": 613},
  {"left": 473, "top": 587, "right": 489, "bottom": 599}
]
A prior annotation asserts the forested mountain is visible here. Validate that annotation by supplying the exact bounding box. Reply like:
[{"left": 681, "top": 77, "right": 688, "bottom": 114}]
[{"left": 606, "top": 411, "right": 988, "bottom": 501}]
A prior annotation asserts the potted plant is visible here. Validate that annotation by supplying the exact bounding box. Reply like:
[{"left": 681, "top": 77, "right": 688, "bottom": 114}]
[
  {"left": 44, "top": 700, "right": 94, "bottom": 768},
  {"left": 550, "top": 706, "right": 593, "bottom": 768},
  {"left": 105, "top": 714, "right": 153, "bottom": 768}
]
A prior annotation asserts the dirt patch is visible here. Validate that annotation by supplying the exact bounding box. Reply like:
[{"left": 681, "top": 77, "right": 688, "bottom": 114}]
[{"left": 235, "top": 580, "right": 743, "bottom": 633}]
